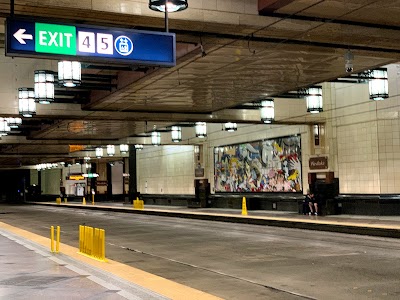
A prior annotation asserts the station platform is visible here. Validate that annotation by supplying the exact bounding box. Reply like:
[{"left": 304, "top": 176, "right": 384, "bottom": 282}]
[
  {"left": 29, "top": 201, "right": 400, "bottom": 239},
  {"left": 0, "top": 220, "right": 222, "bottom": 300}
]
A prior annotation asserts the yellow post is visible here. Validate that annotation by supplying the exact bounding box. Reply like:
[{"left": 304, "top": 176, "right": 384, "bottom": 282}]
[
  {"left": 50, "top": 226, "right": 54, "bottom": 252},
  {"left": 92, "top": 193, "right": 95, "bottom": 205},
  {"left": 241, "top": 197, "right": 248, "bottom": 216},
  {"left": 79, "top": 225, "right": 83, "bottom": 253},
  {"left": 64, "top": 198, "right": 67, "bottom": 203},
  {"left": 82, "top": 197, "right": 86, "bottom": 205},
  {"left": 56, "top": 226, "right": 60, "bottom": 253},
  {"left": 94, "top": 228, "right": 100, "bottom": 258},
  {"left": 100, "top": 229, "right": 106, "bottom": 261},
  {"left": 56, "top": 197, "right": 61, "bottom": 204}
]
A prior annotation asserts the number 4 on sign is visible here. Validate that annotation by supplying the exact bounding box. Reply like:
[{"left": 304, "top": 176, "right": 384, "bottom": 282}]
[{"left": 78, "top": 31, "right": 95, "bottom": 53}]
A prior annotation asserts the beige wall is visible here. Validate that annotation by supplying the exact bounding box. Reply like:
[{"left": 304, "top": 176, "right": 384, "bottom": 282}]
[
  {"left": 328, "top": 64, "right": 400, "bottom": 194},
  {"left": 137, "top": 145, "right": 195, "bottom": 194},
  {"left": 41, "top": 169, "right": 62, "bottom": 195}
]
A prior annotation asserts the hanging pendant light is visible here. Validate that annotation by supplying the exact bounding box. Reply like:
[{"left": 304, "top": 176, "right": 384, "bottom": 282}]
[
  {"left": 107, "top": 145, "right": 115, "bottom": 156},
  {"left": 171, "top": 126, "right": 182, "bottom": 142},
  {"left": 260, "top": 99, "right": 275, "bottom": 123},
  {"left": 120, "top": 144, "right": 129, "bottom": 154},
  {"left": 135, "top": 144, "right": 144, "bottom": 150},
  {"left": 6, "top": 117, "right": 22, "bottom": 128},
  {"left": 149, "top": 0, "right": 188, "bottom": 12},
  {"left": 18, "top": 88, "right": 36, "bottom": 117},
  {"left": 224, "top": 122, "right": 237, "bottom": 132},
  {"left": 34, "top": 70, "right": 55, "bottom": 104},
  {"left": 95, "top": 147, "right": 103, "bottom": 158},
  {"left": 0, "top": 118, "right": 11, "bottom": 136},
  {"left": 152, "top": 132, "right": 161, "bottom": 146},
  {"left": 195, "top": 122, "right": 207, "bottom": 138},
  {"left": 58, "top": 61, "right": 81, "bottom": 87},
  {"left": 369, "top": 69, "right": 388, "bottom": 101},
  {"left": 306, "top": 87, "right": 323, "bottom": 114}
]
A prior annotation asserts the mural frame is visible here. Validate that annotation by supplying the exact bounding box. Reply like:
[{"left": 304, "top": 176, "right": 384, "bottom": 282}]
[{"left": 214, "top": 135, "right": 302, "bottom": 193}]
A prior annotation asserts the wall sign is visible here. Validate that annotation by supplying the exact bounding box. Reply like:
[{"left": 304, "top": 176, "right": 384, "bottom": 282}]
[
  {"left": 6, "top": 18, "right": 176, "bottom": 67},
  {"left": 309, "top": 156, "right": 328, "bottom": 170}
]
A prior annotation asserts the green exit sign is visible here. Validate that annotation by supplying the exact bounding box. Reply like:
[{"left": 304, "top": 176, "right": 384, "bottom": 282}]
[{"left": 35, "top": 23, "right": 76, "bottom": 55}]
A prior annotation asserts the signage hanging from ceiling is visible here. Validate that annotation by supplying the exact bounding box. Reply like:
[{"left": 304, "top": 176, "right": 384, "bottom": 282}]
[{"left": 5, "top": 18, "right": 176, "bottom": 67}]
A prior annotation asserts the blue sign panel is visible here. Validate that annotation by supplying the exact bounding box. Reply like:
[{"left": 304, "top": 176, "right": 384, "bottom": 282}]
[{"left": 5, "top": 18, "right": 176, "bottom": 67}]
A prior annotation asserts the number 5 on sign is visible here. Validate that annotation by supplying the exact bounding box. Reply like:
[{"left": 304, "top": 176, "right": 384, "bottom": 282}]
[
  {"left": 78, "top": 31, "right": 95, "bottom": 53},
  {"left": 97, "top": 33, "right": 113, "bottom": 55}
]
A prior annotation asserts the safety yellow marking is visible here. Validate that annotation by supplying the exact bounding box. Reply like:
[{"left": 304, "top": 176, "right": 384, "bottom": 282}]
[{"left": 0, "top": 221, "right": 222, "bottom": 300}]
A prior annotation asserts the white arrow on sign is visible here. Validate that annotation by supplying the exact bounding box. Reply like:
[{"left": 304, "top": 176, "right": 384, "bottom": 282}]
[{"left": 13, "top": 28, "right": 33, "bottom": 44}]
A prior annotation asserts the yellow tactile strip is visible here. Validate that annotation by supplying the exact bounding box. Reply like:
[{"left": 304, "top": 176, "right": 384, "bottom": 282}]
[{"left": 0, "top": 221, "right": 222, "bottom": 300}]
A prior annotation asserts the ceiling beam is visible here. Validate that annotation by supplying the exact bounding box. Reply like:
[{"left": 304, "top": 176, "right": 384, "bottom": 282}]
[{"left": 258, "top": 0, "right": 296, "bottom": 14}]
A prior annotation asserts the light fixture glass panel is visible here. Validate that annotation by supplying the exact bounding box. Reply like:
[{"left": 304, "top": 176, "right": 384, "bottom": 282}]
[
  {"left": 6, "top": 117, "right": 22, "bottom": 128},
  {"left": 107, "top": 145, "right": 115, "bottom": 156},
  {"left": 18, "top": 88, "right": 36, "bottom": 117},
  {"left": 195, "top": 122, "right": 207, "bottom": 138},
  {"left": 224, "top": 122, "right": 237, "bottom": 132},
  {"left": 149, "top": 0, "right": 188, "bottom": 12},
  {"left": 171, "top": 126, "right": 182, "bottom": 142},
  {"left": 34, "top": 70, "right": 55, "bottom": 104},
  {"left": 306, "top": 87, "right": 323, "bottom": 114},
  {"left": 151, "top": 132, "right": 161, "bottom": 146},
  {"left": 260, "top": 99, "right": 275, "bottom": 123},
  {"left": 369, "top": 69, "right": 389, "bottom": 101},
  {"left": 95, "top": 147, "right": 103, "bottom": 158},
  {"left": 0, "top": 118, "right": 11, "bottom": 136},
  {"left": 58, "top": 61, "right": 82, "bottom": 87},
  {"left": 120, "top": 144, "right": 129, "bottom": 154}
]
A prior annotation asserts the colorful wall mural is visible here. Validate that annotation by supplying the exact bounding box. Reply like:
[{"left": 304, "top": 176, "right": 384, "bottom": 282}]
[{"left": 214, "top": 136, "right": 302, "bottom": 193}]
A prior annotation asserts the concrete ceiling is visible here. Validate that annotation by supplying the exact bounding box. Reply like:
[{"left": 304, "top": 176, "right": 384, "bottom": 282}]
[{"left": 0, "top": 0, "right": 399, "bottom": 167}]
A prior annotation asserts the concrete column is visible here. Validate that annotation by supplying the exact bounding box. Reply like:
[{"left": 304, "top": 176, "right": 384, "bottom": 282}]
[{"left": 128, "top": 145, "right": 138, "bottom": 202}]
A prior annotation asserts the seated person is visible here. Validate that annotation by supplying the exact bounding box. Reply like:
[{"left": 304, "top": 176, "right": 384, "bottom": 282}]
[
  {"left": 303, "top": 192, "right": 313, "bottom": 215},
  {"left": 309, "top": 193, "right": 319, "bottom": 216}
]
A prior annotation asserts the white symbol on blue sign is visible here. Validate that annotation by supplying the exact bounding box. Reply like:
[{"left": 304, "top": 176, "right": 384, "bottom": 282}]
[{"left": 114, "top": 35, "right": 133, "bottom": 56}]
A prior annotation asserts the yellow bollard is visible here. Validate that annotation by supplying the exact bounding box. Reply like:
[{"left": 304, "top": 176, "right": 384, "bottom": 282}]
[
  {"left": 64, "top": 198, "right": 67, "bottom": 203},
  {"left": 241, "top": 197, "right": 248, "bottom": 216},
  {"left": 79, "top": 225, "right": 83, "bottom": 253},
  {"left": 56, "top": 197, "right": 61, "bottom": 205},
  {"left": 100, "top": 229, "right": 106, "bottom": 261},
  {"left": 82, "top": 197, "right": 86, "bottom": 205},
  {"left": 92, "top": 193, "right": 95, "bottom": 205},
  {"left": 50, "top": 226, "right": 54, "bottom": 252},
  {"left": 56, "top": 226, "right": 60, "bottom": 253},
  {"left": 94, "top": 228, "right": 100, "bottom": 258}
]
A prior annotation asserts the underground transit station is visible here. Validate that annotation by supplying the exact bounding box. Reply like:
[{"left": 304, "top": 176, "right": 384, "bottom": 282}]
[{"left": 1, "top": 0, "right": 400, "bottom": 299}]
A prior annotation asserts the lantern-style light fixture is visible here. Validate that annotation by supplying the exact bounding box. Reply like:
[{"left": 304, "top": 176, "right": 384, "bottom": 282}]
[
  {"left": 107, "top": 145, "right": 115, "bottom": 156},
  {"left": 149, "top": 0, "right": 188, "bottom": 12},
  {"left": 369, "top": 69, "right": 389, "bottom": 101},
  {"left": 152, "top": 132, "right": 161, "bottom": 146},
  {"left": 171, "top": 126, "right": 182, "bottom": 142},
  {"left": 195, "top": 122, "right": 207, "bottom": 138},
  {"left": 0, "top": 118, "right": 11, "bottom": 136},
  {"left": 260, "top": 99, "right": 275, "bottom": 123},
  {"left": 306, "top": 87, "right": 323, "bottom": 114},
  {"left": 95, "top": 147, "right": 103, "bottom": 158},
  {"left": 120, "top": 144, "right": 129, "bottom": 154},
  {"left": 34, "top": 70, "right": 55, "bottom": 104},
  {"left": 58, "top": 61, "right": 82, "bottom": 87},
  {"left": 135, "top": 144, "right": 144, "bottom": 150},
  {"left": 18, "top": 88, "right": 36, "bottom": 117},
  {"left": 6, "top": 117, "right": 22, "bottom": 128},
  {"left": 224, "top": 122, "right": 237, "bottom": 132}
]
